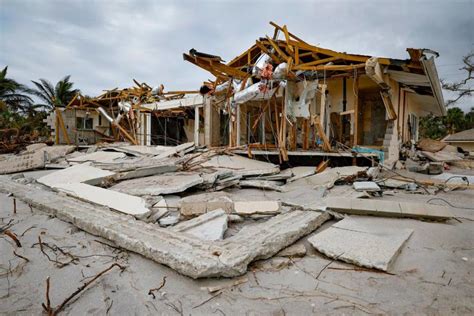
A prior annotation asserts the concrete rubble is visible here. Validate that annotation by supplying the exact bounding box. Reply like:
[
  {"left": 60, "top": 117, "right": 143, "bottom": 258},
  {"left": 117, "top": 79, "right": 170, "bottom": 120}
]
[
  {"left": 172, "top": 209, "right": 228, "bottom": 240},
  {"left": 234, "top": 201, "right": 281, "bottom": 216},
  {"left": 37, "top": 163, "right": 115, "bottom": 188},
  {"left": 111, "top": 173, "right": 203, "bottom": 196},
  {"left": 0, "top": 142, "right": 465, "bottom": 284},
  {"left": 308, "top": 216, "right": 413, "bottom": 271}
]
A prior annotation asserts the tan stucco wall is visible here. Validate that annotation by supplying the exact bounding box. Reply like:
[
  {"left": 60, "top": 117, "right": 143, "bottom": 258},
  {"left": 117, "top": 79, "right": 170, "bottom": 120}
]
[{"left": 445, "top": 141, "right": 474, "bottom": 152}]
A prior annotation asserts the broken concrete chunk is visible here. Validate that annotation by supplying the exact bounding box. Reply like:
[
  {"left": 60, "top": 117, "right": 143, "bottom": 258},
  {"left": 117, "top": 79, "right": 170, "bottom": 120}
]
[
  {"left": 234, "top": 201, "right": 281, "bottom": 216},
  {"left": 111, "top": 173, "right": 203, "bottom": 196},
  {"left": 172, "top": 209, "right": 228, "bottom": 241},
  {"left": 57, "top": 183, "right": 150, "bottom": 218},
  {"left": 285, "top": 166, "right": 367, "bottom": 190},
  {"left": 115, "top": 163, "right": 178, "bottom": 181},
  {"left": 180, "top": 192, "right": 233, "bottom": 217},
  {"left": 353, "top": 181, "right": 381, "bottom": 192},
  {"left": 276, "top": 243, "right": 307, "bottom": 258},
  {"left": 325, "top": 197, "right": 454, "bottom": 220},
  {"left": 308, "top": 217, "right": 413, "bottom": 271},
  {"left": 201, "top": 154, "right": 280, "bottom": 177},
  {"left": 286, "top": 166, "right": 316, "bottom": 182},
  {"left": 153, "top": 142, "right": 195, "bottom": 160},
  {"left": 67, "top": 151, "right": 126, "bottom": 164},
  {"left": 228, "top": 214, "right": 244, "bottom": 223},
  {"left": 37, "top": 163, "right": 115, "bottom": 188},
  {"left": 239, "top": 180, "right": 285, "bottom": 192},
  {"left": 417, "top": 138, "right": 447, "bottom": 152},
  {"left": 159, "top": 214, "right": 180, "bottom": 226}
]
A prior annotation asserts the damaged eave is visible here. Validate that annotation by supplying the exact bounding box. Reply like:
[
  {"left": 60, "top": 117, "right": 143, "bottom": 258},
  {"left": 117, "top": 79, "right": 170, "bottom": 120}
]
[{"left": 420, "top": 53, "right": 446, "bottom": 116}]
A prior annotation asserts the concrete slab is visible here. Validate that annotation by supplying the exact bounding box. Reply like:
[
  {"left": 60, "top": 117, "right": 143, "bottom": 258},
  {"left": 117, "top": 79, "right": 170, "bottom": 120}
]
[
  {"left": 239, "top": 180, "right": 285, "bottom": 192},
  {"left": 153, "top": 142, "right": 195, "bottom": 160},
  {"left": 0, "top": 176, "right": 330, "bottom": 278},
  {"left": 201, "top": 154, "right": 280, "bottom": 177},
  {"left": 172, "top": 209, "right": 228, "bottom": 241},
  {"left": 308, "top": 217, "right": 413, "bottom": 271},
  {"left": 37, "top": 163, "right": 115, "bottom": 188},
  {"left": 286, "top": 166, "right": 316, "bottom": 182},
  {"left": 276, "top": 243, "right": 307, "bottom": 257},
  {"left": 68, "top": 151, "right": 126, "bottom": 164},
  {"left": 353, "top": 181, "right": 381, "bottom": 192},
  {"left": 57, "top": 183, "right": 150, "bottom": 217},
  {"left": 180, "top": 192, "right": 233, "bottom": 217},
  {"left": 326, "top": 197, "right": 454, "bottom": 220},
  {"left": 159, "top": 214, "right": 180, "bottom": 226},
  {"left": 234, "top": 201, "right": 281, "bottom": 216},
  {"left": 111, "top": 173, "right": 203, "bottom": 196},
  {"left": 285, "top": 166, "right": 367, "bottom": 190},
  {"left": 432, "top": 172, "right": 474, "bottom": 185}
]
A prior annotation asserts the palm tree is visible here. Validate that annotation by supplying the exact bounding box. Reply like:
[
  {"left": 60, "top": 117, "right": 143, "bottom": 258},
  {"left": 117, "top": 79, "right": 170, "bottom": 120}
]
[
  {"left": 0, "top": 66, "right": 33, "bottom": 113},
  {"left": 31, "top": 75, "right": 79, "bottom": 111}
]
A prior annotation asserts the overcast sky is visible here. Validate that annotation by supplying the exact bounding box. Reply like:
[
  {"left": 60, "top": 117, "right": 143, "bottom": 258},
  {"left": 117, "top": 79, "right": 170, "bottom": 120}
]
[{"left": 1, "top": 0, "right": 473, "bottom": 111}]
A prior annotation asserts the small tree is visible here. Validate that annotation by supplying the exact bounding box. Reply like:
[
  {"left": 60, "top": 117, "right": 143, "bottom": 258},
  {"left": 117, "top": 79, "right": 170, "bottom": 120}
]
[{"left": 442, "top": 52, "right": 473, "bottom": 106}]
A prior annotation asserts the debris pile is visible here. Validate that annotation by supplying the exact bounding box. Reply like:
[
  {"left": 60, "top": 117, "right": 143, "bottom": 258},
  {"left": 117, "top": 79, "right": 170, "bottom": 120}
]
[{"left": 0, "top": 141, "right": 463, "bottom": 280}]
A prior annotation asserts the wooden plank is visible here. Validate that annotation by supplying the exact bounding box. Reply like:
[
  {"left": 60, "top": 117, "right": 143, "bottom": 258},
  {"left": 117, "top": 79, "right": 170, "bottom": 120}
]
[
  {"left": 302, "top": 119, "right": 309, "bottom": 150},
  {"left": 314, "top": 118, "right": 332, "bottom": 152},
  {"left": 265, "top": 36, "right": 290, "bottom": 62},
  {"left": 319, "top": 84, "right": 327, "bottom": 132},
  {"left": 288, "top": 39, "right": 392, "bottom": 65},
  {"left": 316, "top": 159, "right": 329, "bottom": 173},
  {"left": 282, "top": 25, "right": 294, "bottom": 54},
  {"left": 293, "top": 56, "right": 340, "bottom": 69},
  {"left": 269, "top": 21, "right": 309, "bottom": 44},
  {"left": 255, "top": 41, "right": 282, "bottom": 64},
  {"left": 380, "top": 91, "right": 397, "bottom": 120}
]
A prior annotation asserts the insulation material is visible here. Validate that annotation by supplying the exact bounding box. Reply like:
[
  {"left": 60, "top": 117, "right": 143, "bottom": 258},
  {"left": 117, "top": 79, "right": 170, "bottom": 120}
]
[
  {"left": 233, "top": 82, "right": 280, "bottom": 105},
  {"left": 252, "top": 53, "right": 271, "bottom": 77},
  {"left": 286, "top": 80, "right": 318, "bottom": 119},
  {"left": 273, "top": 63, "right": 288, "bottom": 79}
]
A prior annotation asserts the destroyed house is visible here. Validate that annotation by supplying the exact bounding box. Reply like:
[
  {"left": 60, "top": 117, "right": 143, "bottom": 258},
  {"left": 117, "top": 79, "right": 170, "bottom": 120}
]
[
  {"left": 184, "top": 22, "right": 445, "bottom": 165},
  {"left": 46, "top": 81, "right": 203, "bottom": 146}
]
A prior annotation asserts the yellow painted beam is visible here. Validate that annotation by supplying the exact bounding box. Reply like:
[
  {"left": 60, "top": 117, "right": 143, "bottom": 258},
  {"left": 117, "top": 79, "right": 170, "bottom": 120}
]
[{"left": 293, "top": 56, "right": 340, "bottom": 69}]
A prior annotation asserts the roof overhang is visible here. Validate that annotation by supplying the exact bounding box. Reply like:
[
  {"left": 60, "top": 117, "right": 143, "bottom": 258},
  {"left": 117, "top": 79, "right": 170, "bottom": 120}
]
[{"left": 420, "top": 55, "right": 446, "bottom": 116}]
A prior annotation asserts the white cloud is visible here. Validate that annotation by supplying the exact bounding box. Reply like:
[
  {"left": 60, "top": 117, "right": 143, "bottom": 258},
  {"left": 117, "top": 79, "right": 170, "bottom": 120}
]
[{"left": 0, "top": 0, "right": 472, "bottom": 111}]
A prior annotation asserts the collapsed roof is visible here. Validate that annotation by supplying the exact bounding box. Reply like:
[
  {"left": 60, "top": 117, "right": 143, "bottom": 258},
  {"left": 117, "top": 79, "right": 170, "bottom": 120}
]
[{"left": 183, "top": 21, "right": 445, "bottom": 116}]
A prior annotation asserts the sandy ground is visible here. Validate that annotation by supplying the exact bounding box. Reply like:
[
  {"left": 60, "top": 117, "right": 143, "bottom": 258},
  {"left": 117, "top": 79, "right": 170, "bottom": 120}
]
[{"left": 1, "top": 173, "right": 474, "bottom": 315}]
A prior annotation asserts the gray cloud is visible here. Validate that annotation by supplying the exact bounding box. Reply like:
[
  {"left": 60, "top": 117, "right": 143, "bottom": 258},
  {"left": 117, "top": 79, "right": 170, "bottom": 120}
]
[{"left": 1, "top": 0, "right": 473, "bottom": 110}]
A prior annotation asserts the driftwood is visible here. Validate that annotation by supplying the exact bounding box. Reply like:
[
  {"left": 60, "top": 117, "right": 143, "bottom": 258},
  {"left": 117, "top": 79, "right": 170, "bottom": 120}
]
[{"left": 42, "top": 263, "right": 125, "bottom": 316}]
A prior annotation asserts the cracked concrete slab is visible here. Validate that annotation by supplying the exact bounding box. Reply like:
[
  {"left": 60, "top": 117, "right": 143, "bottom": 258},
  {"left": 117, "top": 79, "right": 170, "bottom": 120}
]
[
  {"left": 180, "top": 192, "right": 233, "bottom": 217},
  {"left": 172, "top": 209, "right": 228, "bottom": 240},
  {"left": 0, "top": 145, "right": 75, "bottom": 174},
  {"left": 308, "top": 217, "right": 413, "bottom": 271},
  {"left": 57, "top": 182, "right": 150, "bottom": 218},
  {"left": 285, "top": 166, "right": 367, "bottom": 190},
  {"left": 67, "top": 151, "right": 126, "bottom": 164},
  {"left": 37, "top": 163, "right": 115, "bottom": 188},
  {"left": 325, "top": 197, "right": 454, "bottom": 220},
  {"left": 0, "top": 176, "right": 330, "bottom": 278},
  {"left": 239, "top": 180, "right": 285, "bottom": 192},
  {"left": 201, "top": 154, "right": 280, "bottom": 177},
  {"left": 234, "top": 201, "right": 281, "bottom": 216},
  {"left": 111, "top": 173, "right": 203, "bottom": 196}
]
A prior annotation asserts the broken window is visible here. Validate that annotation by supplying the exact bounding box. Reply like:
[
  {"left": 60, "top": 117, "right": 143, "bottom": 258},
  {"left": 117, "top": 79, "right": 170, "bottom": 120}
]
[{"left": 76, "top": 117, "right": 93, "bottom": 130}]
